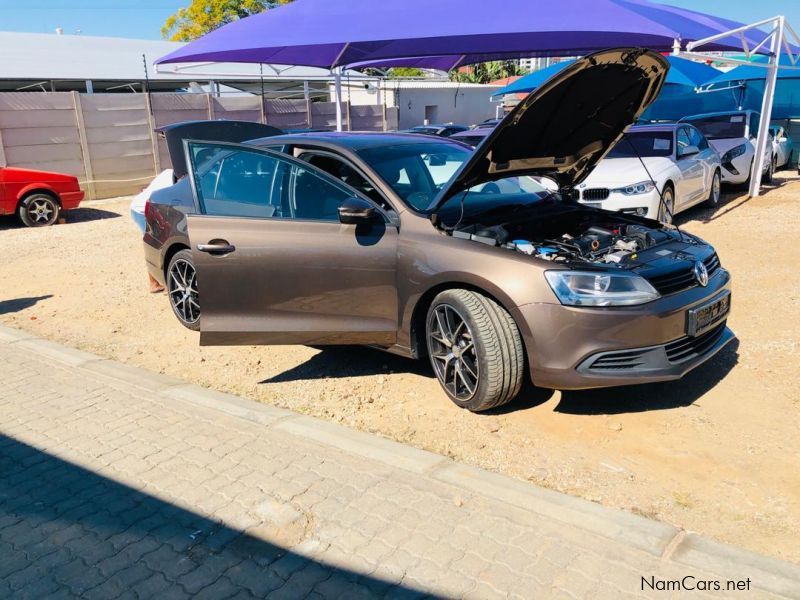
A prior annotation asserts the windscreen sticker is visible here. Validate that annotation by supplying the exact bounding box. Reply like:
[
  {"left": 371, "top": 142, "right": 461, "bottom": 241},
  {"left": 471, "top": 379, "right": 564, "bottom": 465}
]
[
  {"left": 653, "top": 138, "right": 671, "bottom": 150},
  {"left": 731, "top": 116, "right": 744, "bottom": 122}
]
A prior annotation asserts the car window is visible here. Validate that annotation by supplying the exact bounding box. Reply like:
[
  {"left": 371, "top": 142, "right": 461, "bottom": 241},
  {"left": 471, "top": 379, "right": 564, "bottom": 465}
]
[
  {"left": 357, "top": 141, "right": 472, "bottom": 211},
  {"left": 607, "top": 131, "right": 673, "bottom": 158},
  {"left": 188, "top": 142, "right": 287, "bottom": 218},
  {"left": 684, "top": 115, "right": 746, "bottom": 139},
  {"left": 687, "top": 126, "right": 708, "bottom": 151},
  {"left": 749, "top": 113, "right": 760, "bottom": 138},
  {"left": 676, "top": 128, "right": 692, "bottom": 156},
  {"left": 299, "top": 152, "right": 390, "bottom": 209},
  {"left": 288, "top": 165, "right": 357, "bottom": 222}
]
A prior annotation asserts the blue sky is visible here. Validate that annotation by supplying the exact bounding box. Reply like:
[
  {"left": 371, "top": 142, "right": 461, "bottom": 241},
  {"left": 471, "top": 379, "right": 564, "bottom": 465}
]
[{"left": 1, "top": 0, "right": 798, "bottom": 40}]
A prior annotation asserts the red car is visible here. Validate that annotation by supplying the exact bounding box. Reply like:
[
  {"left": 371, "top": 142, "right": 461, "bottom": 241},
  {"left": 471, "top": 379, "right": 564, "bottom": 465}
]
[{"left": 0, "top": 167, "right": 84, "bottom": 227}]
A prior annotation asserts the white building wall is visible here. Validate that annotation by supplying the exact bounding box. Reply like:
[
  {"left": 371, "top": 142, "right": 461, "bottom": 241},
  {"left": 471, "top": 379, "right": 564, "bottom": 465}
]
[{"left": 341, "top": 84, "right": 501, "bottom": 129}]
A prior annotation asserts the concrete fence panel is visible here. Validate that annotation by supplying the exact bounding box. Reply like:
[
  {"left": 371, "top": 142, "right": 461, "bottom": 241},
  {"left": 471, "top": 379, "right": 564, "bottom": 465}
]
[
  {"left": 0, "top": 93, "right": 85, "bottom": 179},
  {"left": 0, "top": 92, "right": 398, "bottom": 200}
]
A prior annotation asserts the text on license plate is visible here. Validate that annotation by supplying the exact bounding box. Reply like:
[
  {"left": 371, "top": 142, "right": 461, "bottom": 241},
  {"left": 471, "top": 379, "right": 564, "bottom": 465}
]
[{"left": 688, "top": 293, "right": 730, "bottom": 337}]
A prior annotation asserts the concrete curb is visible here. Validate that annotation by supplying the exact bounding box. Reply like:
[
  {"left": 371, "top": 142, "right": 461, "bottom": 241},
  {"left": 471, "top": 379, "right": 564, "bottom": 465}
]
[{"left": 3, "top": 323, "right": 799, "bottom": 598}]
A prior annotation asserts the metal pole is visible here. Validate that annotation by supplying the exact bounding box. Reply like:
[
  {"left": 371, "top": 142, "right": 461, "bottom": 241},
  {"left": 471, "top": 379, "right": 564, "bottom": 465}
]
[
  {"left": 749, "top": 16, "right": 784, "bottom": 197},
  {"left": 334, "top": 67, "right": 343, "bottom": 132}
]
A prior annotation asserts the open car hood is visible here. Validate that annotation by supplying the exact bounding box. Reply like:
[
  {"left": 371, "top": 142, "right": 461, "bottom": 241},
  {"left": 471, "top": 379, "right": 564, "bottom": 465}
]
[
  {"left": 430, "top": 48, "right": 669, "bottom": 211},
  {"left": 158, "top": 120, "right": 283, "bottom": 179}
]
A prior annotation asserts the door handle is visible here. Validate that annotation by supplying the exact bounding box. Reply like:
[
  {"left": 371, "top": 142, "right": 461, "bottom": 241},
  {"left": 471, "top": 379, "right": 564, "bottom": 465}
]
[{"left": 196, "top": 241, "right": 236, "bottom": 255}]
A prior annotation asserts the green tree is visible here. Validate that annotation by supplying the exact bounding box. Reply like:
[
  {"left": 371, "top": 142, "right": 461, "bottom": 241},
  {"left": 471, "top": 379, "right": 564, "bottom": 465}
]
[
  {"left": 162, "top": 0, "right": 293, "bottom": 42},
  {"left": 450, "top": 61, "right": 523, "bottom": 84}
]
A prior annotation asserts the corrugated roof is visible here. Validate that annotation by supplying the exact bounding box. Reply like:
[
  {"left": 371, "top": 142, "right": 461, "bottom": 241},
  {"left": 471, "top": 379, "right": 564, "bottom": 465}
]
[{"left": 0, "top": 31, "right": 360, "bottom": 82}]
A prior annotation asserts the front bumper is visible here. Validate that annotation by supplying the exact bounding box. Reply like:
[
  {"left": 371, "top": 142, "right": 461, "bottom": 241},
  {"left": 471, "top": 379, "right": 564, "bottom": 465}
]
[
  {"left": 579, "top": 190, "right": 660, "bottom": 219},
  {"left": 511, "top": 268, "right": 734, "bottom": 390}
]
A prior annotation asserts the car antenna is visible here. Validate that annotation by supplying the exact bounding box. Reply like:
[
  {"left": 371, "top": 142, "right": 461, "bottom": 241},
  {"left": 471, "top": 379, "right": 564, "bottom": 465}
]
[{"left": 622, "top": 134, "right": 684, "bottom": 240}]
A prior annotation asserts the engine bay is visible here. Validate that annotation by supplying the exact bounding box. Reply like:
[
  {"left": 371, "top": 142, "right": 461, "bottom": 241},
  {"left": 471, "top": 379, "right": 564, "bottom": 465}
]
[{"left": 451, "top": 208, "right": 684, "bottom": 267}]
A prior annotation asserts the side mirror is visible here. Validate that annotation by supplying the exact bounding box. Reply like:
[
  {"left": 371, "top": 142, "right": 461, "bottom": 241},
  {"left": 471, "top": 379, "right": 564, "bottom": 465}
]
[
  {"left": 428, "top": 153, "right": 447, "bottom": 166},
  {"left": 679, "top": 144, "right": 699, "bottom": 158},
  {"left": 338, "top": 197, "right": 377, "bottom": 225}
]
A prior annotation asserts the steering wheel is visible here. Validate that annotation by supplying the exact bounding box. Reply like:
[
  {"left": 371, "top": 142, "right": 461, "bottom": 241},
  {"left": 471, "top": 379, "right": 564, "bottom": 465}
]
[{"left": 482, "top": 182, "right": 501, "bottom": 194}]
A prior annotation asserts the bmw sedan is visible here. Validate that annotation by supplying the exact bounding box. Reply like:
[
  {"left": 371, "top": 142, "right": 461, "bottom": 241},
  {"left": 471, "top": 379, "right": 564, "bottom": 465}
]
[
  {"left": 575, "top": 123, "right": 722, "bottom": 222},
  {"left": 144, "top": 48, "right": 734, "bottom": 412}
]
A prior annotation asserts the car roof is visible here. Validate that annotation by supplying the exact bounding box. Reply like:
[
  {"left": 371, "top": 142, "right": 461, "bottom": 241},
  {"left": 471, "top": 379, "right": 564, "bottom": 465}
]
[{"left": 247, "top": 131, "right": 467, "bottom": 150}]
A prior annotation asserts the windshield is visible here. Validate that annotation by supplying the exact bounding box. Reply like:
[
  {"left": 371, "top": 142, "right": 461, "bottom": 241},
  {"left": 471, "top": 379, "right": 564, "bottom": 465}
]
[
  {"left": 357, "top": 142, "right": 471, "bottom": 210},
  {"left": 433, "top": 175, "right": 554, "bottom": 227},
  {"left": 606, "top": 131, "right": 673, "bottom": 158},
  {"left": 683, "top": 115, "right": 747, "bottom": 140}
]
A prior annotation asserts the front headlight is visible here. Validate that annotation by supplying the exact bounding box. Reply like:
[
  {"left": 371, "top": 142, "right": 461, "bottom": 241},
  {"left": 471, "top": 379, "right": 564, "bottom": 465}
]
[
  {"left": 611, "top": 181, "right": 656, "bottom": 195},
  {"left": 722, "top": 144, "right": 747, "bottom": 162},
  {"left": 544, "top": 270, "right": 660, "bottom": 306}
]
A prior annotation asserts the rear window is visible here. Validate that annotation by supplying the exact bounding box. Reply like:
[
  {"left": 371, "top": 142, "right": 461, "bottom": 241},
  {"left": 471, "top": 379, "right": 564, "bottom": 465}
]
[{"left": 683, "top": 115, "right": 747, "bottom": 140}]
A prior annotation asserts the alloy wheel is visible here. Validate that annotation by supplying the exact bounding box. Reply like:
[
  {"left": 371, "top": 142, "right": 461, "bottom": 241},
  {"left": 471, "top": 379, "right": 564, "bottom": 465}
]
[
  {"left": 427, "top": 304, "right": 479, "bottom": 401},
  {"left": 658, "top": 189, "right": 674, "bottom": 224},
  {"left": 27, "top": 198, "right": 57, "bottom": 225},
  {"left": 712, "top": 172, "right": 721, "bottom": 204},
  {"left": 168, "top": 258, "right": 200, "bottom": 325}
]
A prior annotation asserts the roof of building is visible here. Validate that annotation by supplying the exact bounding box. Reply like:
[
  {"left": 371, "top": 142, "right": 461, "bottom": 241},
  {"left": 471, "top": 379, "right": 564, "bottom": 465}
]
[{"left": 0, "top": 31, "right": 362, "bottom": 83}]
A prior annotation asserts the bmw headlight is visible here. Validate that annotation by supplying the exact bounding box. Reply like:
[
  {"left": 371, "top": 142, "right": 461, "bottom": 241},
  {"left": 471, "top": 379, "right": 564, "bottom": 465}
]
[
  {"left": 544, "top": 271, "right": 660, "bottom": 306},
  {"left": 722, "top": 144, "right": 747, "bottom": 162},
  {"left": 611, "top": 181, "right": 656, "bottom": 195}
]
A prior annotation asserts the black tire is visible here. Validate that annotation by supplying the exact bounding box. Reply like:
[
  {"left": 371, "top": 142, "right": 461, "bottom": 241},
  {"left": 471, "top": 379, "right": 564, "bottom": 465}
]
[
  {"left": 167, "top": 249, "right": 200, "bottom": 331},
  {"left": 762, "top": 156, "right": 775, "bottom": 184},
  {"left": 18, "top": 193, "right": 60, "bottom": 227},
  {"left": 657, "top": 184, "right": 675, "bottom": 224},
  {"left": 426, "top": 289, "right": 524, "bottom": 412},
  {"left": 704, "top": 169, "right": 722, "bottom": 208}
]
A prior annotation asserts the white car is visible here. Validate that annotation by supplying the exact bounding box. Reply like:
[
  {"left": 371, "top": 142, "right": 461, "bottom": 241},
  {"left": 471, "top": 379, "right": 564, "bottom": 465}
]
[
  {"left": 769, "top": 124, "right": 793, "bottom": 169},
  {"left": 680, "top": 110, "right": 773, "bottom": 185},
  {"left": 576, "top": 123, "right": 721, "bottom": 223}
]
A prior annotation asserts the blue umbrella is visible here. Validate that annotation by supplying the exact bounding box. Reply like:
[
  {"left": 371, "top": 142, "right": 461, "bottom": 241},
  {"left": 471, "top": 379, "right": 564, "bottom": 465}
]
[
  {"left": 704, "top": 55, "right": 800, "bottom": 86},
  {"left": 494, "top": 55, "right": 719, "bottom": 96}
]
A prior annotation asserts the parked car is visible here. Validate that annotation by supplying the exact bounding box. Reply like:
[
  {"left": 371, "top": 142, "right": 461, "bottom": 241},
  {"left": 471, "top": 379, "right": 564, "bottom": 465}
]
[
  {"left": 769, "top": 124, "right": 793, "bottom": 168},
  {"left": 450, "top": 127, "right": 494, "bottom": 147},
  {"left": 0, "top": 166, "right": 84, "bottom": 227},
  {"left": 679, "top": 110, "right": 774, "bottom": 185},
  {"left": 575, "top": 123, "right": 721, "bottom": 222},
  {"left": 145, "top": 48, "right": 733, "bottom": 412},
  {"left": 400, "top": 124, "right": 470, "bottom": 137}
]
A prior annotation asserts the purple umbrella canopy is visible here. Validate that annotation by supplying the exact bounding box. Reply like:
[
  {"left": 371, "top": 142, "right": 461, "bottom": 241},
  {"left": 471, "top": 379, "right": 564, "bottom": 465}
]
[{"left": 157, "top": 0, "right": 770, "bottom": 70}]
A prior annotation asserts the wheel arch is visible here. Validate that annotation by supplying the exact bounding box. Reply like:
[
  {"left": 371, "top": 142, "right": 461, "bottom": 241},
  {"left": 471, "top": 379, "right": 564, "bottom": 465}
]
[
  {"left": 163, "top": 242, "right": 191, "bottom": 280},
  {"left": 406, "top": 279, "right": 529, "bottom": 361},
  {"left": 17, "top": 186, "right": 60, "bottom": 208}
]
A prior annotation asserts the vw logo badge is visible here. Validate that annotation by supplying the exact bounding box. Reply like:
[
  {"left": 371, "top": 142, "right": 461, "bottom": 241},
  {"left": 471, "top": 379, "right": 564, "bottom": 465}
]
[{"left": 694, "top": 260, "right": 709, "bottom": 287}]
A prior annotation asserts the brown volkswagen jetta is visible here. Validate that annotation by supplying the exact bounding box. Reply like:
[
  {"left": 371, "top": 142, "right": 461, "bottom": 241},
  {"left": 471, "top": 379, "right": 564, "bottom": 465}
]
[{"left": 144, "top": 48, "right": 734, "bottom": 412}]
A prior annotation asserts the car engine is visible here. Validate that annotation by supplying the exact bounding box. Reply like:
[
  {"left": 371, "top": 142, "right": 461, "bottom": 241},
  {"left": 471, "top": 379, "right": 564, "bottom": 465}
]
[{"left": 452, "top": 217, "right": 680, "bottom": 266}]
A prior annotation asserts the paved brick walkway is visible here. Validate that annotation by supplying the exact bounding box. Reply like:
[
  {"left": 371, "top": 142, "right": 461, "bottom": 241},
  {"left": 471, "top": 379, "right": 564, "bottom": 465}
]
[{"left": 0, "top": 331, "right": 796, "bottom": 599}]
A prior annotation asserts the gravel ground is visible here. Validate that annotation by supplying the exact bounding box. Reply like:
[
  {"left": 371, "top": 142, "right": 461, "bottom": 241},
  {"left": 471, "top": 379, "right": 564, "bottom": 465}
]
[{"left": 1, "top": 173, "right": 798, "bottom": 563}]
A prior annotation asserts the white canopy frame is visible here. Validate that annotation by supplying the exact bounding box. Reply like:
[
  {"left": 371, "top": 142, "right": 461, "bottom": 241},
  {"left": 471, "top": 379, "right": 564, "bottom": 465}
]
[{"left": 674, "top": 15, "right": 800, "bottom": 197}]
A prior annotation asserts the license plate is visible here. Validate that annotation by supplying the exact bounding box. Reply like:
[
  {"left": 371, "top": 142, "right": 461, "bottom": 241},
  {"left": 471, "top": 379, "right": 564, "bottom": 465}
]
[{"left": 687, "top": 292, "right": 730, "bottom": 337}]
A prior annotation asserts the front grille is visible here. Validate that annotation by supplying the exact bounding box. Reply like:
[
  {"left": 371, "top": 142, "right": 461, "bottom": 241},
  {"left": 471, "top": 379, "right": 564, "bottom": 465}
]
[
  {"left": 665, "top": 322, "right": 727, "bottom": 364},
  {"left": 645, "top": 253, "right": 722, "bottom": 296},
  {"left": 582, "top": 188, "right": 610, "bottom": 201},
  {"left": 589, "top": 348, "right": 652, "bottom": 371}
]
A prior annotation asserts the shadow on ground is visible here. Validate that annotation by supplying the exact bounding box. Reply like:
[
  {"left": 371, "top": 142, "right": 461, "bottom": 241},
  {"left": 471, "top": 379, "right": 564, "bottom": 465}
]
[
  {"left": 0, "top": 207, "right": 121, "bottom": 231},
  {"left": 0, "top": 434, "right": 434, "bottom": 598},
  {"left": 555, "top": 338, "right": 739, "bottom": 415},
  {"left": 261, "top": 345, "right": 430, "bottom": 384},
  {"left": 0, "top": 296, "right": 53, "bottom": 315}
]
